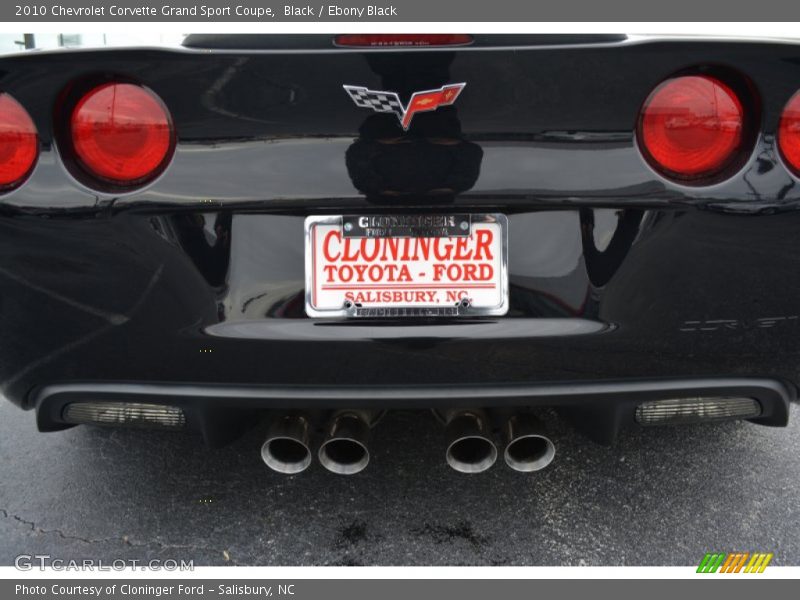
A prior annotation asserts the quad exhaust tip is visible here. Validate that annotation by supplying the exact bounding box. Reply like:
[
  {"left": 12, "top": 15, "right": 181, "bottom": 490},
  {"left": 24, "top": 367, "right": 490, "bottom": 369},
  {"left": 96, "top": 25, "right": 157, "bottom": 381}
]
[
  {"left": 503, "top": 414, "right": 555, "bottom": 472},
  {"left": 263, "top": 410, "right": 554, "bottom": 475},
  {"left": 318, "top": 411, "right": 371, "bottom": 475},
  {"left": 444, "top": 410, "right": 498, "bottom": 474},
  {"left": 261, "top": 414, "right": 312, "bottom": 475}
]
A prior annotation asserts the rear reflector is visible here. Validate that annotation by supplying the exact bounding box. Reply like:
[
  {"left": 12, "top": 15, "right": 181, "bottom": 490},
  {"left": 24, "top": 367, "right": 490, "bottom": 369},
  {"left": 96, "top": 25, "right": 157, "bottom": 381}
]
[
  {"left": 778, "top": 90, "right": 800, "bottom": 176},
  {"left": 637, "top": 75, "right": 744, "bottom": 181},
  {"left": 70, "top": 82, "right": 175, "bottom": 186},
  {"left": 0, "top": 93, "right": 38, "bottom": 191},
  {"left": 635, "top": 397, "right": 761, "bottom": 425},
  {"left": 63, "top": 402, "right": 186, "bottom": 429},
  {"left": 334, "top": 34, "right": 473, "bottom": 47}
]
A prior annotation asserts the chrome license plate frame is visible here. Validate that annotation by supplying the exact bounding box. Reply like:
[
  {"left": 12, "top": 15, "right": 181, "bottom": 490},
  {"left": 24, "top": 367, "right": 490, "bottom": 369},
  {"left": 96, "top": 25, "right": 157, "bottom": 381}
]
[{"left": 304, "top": 213, "right": 509, "bottom": 318}]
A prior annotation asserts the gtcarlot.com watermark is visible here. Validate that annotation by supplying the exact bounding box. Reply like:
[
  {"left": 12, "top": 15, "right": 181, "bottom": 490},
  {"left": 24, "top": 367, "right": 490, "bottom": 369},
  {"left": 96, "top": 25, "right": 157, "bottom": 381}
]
[{"left": 15, "top": 554, "right": 194, "bottom": 571}]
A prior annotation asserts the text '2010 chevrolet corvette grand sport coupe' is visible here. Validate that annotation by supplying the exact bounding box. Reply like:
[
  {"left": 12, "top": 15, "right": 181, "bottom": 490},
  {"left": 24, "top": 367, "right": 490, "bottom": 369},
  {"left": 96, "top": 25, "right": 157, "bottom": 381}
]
[{"left": 1, "top": 33, "right": 798, "bottom": 475}]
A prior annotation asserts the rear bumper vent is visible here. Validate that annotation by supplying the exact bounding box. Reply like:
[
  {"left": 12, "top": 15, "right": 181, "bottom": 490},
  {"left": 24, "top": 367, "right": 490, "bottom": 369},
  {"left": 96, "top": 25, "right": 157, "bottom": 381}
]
[
  {"left": 635, "top": 397, "right": 762, "bottom": 425},
  {"left": 63, "top": 402, "right": 186, "bottom": 429}
]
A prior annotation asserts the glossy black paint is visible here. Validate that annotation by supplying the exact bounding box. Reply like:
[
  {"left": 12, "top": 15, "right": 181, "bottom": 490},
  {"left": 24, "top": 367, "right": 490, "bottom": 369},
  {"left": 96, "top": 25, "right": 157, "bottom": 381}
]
[{"left": 2, "top": 36, "right": 800, "bottom": 440}]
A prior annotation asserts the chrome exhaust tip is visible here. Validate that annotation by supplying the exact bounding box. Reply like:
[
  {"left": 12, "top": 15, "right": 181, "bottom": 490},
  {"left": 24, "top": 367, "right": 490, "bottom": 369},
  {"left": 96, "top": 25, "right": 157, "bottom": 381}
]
[
  {"left": 261, "top": 414, "right": 312, "bottom": 475},
  {"left": 444, "top": 410, "right": 498, "bottom": 474},
  {"left": 318, "top": 411, "right": 371, "bottom": 475},
  {"left": 503, "top": 414, "right": 555, "bottom": 472}
]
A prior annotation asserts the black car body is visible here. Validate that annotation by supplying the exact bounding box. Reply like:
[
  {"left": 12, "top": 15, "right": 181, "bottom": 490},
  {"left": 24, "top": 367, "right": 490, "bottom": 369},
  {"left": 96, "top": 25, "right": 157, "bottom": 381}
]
[{"left": 1, "top": 34, "right": 798, "bottom": 473}]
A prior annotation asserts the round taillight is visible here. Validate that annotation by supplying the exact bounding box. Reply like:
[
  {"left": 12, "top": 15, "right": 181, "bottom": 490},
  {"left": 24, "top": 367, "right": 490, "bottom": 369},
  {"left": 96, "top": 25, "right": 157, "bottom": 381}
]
[
  {"left": 70, "top": 82, "right": 174, "bottom": 186},
  {"left": 0, "top": 93, "right": 38, "bottom": 191},
  {"left": 637, "top": 75, "right": 745, "bottom": 181},
  {"left": 778, "top": 90, "right": 800, "bottom": 177}
]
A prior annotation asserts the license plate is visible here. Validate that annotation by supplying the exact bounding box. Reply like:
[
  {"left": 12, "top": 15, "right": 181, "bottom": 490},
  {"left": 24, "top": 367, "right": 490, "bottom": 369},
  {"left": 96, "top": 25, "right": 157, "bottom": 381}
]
[{"left": 305, "top": 214, "right": 508, "bottom": 318}]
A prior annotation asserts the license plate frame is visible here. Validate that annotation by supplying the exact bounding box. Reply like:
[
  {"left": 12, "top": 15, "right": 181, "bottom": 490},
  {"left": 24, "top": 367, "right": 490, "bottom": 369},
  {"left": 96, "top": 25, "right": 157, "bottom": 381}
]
[{"left": 304, "top": 213, "right": 509, "bottom": 318}]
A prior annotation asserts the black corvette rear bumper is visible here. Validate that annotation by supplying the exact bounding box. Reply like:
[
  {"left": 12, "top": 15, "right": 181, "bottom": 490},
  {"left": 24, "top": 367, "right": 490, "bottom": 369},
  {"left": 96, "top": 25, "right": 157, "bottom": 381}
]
[
  {"left": 32, "top": 377, "right": 794, "bottom": 445},
  {"left": 3, "top": 36, "right": 800, "bottom": 446},
  {"left": 3, "top": 206, "right": 799, "bottom": 444}
]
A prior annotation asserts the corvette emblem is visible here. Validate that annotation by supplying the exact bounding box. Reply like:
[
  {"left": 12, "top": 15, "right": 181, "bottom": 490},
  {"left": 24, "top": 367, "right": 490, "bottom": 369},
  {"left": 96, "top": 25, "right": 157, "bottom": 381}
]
[{"left": 343, "top": 83, "right": 466, "bottom": 130}]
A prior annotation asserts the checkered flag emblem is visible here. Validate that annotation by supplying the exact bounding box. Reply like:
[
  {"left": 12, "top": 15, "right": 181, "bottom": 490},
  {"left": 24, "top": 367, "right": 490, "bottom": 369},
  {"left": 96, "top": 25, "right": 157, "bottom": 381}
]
[
  {"left": 343, "top": 85, "right": 405, "bottom": 120},
  {"left": 343, "top": 83, "right": 466, "bottom": 130}
]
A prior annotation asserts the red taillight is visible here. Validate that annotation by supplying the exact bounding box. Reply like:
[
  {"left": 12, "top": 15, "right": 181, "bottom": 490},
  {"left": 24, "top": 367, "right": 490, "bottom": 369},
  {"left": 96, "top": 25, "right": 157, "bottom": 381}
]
[
  {"left": 334, "top": 34, "right": 473, "bottom": 48},
  {"left": 778, "top": 90, "right": 800, "bottom": 176},
  {"left": 637, "top": 75, "right": 744, "bottom": 181},
  {"left": 70, "top": 83, "right": 174, "bottom": 185},
  {"left": 0, "top": 93, "right": 38, "bottom": 191}
]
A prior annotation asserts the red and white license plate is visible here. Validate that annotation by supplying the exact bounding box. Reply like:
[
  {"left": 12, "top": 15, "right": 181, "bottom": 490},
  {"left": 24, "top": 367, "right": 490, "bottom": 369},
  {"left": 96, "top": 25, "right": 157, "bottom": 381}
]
[{"left": 305, "top": 214, "right": 508, "bottom": 318}]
